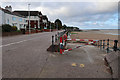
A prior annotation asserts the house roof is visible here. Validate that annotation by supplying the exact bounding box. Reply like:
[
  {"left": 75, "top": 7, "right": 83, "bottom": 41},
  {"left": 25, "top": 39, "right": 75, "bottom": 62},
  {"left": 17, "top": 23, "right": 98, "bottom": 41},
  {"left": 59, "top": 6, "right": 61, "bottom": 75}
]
[
  {"left": 0, "top": 7, "right": 26, "bottom": 18},
  {"left": 42, "top": 15, "right": 48, "bottom": 21},
  {"left": 13, "top": 11, "right": 42, "bottom": 16}
]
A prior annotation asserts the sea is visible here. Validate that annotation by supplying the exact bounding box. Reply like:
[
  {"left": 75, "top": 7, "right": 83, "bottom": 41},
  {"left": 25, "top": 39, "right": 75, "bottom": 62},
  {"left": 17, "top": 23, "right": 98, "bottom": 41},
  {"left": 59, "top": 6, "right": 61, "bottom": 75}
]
[
  {"left": 99, "top": 29, "right": 120, "bottom": 35},
  {"left": 86, "top": 29, "right": 120, "bottom": 35}
]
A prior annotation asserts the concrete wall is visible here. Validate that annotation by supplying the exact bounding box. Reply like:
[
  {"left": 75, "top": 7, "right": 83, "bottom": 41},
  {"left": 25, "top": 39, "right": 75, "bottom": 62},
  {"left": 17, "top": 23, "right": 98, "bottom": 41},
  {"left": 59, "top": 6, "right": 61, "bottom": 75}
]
[{"left": 105, "top": 51, "right": 119, "bottom": 78}]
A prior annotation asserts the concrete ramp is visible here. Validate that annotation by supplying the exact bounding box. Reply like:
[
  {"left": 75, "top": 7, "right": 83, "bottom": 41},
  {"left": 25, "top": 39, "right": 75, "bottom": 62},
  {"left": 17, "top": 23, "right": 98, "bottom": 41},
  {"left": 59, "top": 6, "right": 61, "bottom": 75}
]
[{"left": 39, "top": 43, "right": 112, "bottom": 78}]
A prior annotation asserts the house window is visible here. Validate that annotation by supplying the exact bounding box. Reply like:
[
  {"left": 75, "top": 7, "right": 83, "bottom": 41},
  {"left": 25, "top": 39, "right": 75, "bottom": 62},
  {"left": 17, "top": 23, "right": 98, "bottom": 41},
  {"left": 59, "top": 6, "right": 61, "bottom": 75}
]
[
  {"left": 7, "top": 19, "right": 9, "bottom": 24},
  {"left": 34, "top": 16, "right": 36, "bottom": 18},
  {"left": 34, "top": 25, "right": 36, "bottom": 28},
  {"left": 12, "top": 17, "right": 16, "bottom": 21},
  {"left": 19, "top": 18, "right": 22, "bottom": 22}
]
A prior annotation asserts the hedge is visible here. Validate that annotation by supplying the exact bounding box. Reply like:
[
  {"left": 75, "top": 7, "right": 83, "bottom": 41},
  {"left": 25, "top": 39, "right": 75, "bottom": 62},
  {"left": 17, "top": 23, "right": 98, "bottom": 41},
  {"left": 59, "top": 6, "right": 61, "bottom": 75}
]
[{"left": 2, "top": 24, "right": 18, "bottom": 32}]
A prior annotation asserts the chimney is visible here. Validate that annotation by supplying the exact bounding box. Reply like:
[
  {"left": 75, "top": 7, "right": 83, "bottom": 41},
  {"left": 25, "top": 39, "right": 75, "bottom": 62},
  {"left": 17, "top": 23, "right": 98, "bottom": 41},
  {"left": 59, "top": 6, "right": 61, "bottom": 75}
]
[{"left": 5, "top": 5, "right": 12, "bottom": 12}]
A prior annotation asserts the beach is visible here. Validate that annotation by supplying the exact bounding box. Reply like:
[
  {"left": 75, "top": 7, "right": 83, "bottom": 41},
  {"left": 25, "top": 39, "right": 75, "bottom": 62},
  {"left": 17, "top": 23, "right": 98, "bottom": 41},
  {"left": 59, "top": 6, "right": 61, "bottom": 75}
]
[
  {"left": 70, "top": 29, "right": 119, "bottom": 47},
  {"left": 71, "top": 30, "right": 118, "bottom": 40}
]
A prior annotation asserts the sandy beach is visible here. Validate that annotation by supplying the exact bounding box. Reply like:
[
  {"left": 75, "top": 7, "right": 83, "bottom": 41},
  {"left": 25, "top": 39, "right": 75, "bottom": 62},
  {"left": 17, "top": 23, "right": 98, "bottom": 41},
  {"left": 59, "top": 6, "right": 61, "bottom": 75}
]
[
  {"left": 70, "top": 30, "right": 118, "bottom": 40},
  {"left": 70, "top": 30, "right": 119, "bottom": 47}
]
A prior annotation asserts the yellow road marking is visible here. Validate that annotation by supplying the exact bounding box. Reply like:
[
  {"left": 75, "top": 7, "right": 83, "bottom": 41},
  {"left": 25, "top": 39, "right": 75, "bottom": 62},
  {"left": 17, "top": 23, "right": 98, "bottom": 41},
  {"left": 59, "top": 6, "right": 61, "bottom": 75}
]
[
  {"left": 71, "top": 63, "right": 77, "bottom": 67},
  {"left": 80, "top": 64, "right": 85, "bottom": 68}
]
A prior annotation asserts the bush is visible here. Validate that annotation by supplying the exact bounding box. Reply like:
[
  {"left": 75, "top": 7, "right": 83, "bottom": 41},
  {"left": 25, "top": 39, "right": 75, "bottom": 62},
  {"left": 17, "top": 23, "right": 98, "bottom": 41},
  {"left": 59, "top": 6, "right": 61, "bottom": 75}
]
[
  {"left": 11, "top": 26, "right": 18, "bottom": 31},
  {"left": 2, "top": 24, "right": 12, "bottom": 32}
]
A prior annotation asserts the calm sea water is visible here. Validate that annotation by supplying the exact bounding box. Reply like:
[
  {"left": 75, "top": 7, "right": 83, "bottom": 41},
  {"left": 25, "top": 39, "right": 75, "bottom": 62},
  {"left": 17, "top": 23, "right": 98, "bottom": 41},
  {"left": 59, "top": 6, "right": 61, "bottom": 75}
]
[
  {"left": 87, "top": 29, "right": 120, "bottom": 35},
  {"left": 101, "top": 29, "right": 120, "bottom": 35}
]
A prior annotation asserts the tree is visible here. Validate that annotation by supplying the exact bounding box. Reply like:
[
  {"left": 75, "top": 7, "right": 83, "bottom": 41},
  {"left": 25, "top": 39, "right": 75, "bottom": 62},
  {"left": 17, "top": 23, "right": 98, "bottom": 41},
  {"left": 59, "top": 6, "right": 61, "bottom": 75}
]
[
  {"left": 51, "top": 22, "right": 55, "bottom": 29},
  {"left": 54, "top": 19, "right": 62, "bottom": 30},
  {"left": 62, "top": 24, "right": 67, "bottom": 29}
]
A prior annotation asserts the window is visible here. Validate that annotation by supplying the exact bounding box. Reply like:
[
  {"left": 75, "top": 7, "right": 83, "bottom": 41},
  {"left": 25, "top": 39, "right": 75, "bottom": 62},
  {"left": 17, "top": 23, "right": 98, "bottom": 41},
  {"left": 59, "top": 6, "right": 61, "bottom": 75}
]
[
  {"left": 19, "top": 18, "right": 22, "bottom": 22},
  {"left": 12, "top": 17, "right": 16, "bottom": 21},
  {"left": 34, "top": 16, "right": 36, "bottom": 18},
  {"left": 7, "top": 19, "right": 9, "bottom": 24}
]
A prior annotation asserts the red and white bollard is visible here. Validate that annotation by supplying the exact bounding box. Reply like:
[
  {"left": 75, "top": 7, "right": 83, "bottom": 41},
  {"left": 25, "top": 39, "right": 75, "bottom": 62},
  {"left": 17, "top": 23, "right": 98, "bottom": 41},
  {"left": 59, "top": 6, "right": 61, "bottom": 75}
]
[{"left": 60, "top": 37, "right": 63, "bottom": 54}]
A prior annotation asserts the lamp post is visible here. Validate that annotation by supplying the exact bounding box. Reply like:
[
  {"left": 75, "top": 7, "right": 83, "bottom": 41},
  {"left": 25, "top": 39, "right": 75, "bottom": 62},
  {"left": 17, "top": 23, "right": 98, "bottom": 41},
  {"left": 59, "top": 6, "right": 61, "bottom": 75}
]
[
  {"left": 57, "top": 22, "right": 58, "bottom": 30},
  {"left": 28, "top": 4, "right": 31, "bottom": 34},
  {"left": 50, "top": 22, "right": 51, "bottom": 32}
]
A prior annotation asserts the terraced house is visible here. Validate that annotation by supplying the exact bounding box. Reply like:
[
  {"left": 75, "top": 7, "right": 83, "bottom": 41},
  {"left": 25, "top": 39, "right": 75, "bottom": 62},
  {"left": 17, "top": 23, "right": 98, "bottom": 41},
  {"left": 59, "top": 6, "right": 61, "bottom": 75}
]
[
  {"left": 0, "top": 6, "right": 27, "bottom": 30},
  {"left": 13, "top": 11, "right": 49, "bottom": 30},
  {"left": 13, "top": 11, "right": 43, "bottom": 30}
]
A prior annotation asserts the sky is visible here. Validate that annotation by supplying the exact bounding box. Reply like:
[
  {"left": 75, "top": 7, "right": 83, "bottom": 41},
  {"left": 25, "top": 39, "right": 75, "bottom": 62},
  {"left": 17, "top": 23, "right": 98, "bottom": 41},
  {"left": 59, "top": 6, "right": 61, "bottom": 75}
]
[{"left": 0, "top": 0, "right": 119, "bottom": 29}]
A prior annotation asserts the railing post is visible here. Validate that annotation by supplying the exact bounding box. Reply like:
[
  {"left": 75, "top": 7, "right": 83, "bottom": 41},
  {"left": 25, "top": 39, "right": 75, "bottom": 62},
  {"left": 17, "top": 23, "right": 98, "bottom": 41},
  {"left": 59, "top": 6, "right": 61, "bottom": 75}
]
[
  {"left": 103, "top": 40, "right": 105, "bottom": 50},
  {"left": 107, "top": 39, "right": 109, "bottom": 53},
  {"left": 100, "top": 40, "right": 102, "bottom": 50},
  {"left": 113, "top": 40, "right": 118, "bottom": 52},
  {"left": 52, "top": 35, "right": 54, "bottom": 52},
  {"left": 98, "top": 40, "right": 99, "bottom": 47},
  {"left": 58, "top": 32, "right": 59, "bottom": 37}
]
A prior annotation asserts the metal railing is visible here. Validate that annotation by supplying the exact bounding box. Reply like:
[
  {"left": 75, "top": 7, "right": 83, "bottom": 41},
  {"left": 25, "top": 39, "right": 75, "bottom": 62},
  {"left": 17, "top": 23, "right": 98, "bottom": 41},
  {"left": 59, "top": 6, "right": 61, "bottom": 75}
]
[
  {"left": 96, "top": 39, "right": 119, "bottom": 53},
  {"left": 51, "top": 30, "right": 69, "bottom": 52}
]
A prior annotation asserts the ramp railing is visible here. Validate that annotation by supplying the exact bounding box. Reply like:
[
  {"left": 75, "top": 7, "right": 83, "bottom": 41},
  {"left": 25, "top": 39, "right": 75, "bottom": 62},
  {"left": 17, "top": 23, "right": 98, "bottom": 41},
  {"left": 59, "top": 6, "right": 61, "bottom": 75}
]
[{"left": 96, "top": 39, "right": 119, "bottom": 53}]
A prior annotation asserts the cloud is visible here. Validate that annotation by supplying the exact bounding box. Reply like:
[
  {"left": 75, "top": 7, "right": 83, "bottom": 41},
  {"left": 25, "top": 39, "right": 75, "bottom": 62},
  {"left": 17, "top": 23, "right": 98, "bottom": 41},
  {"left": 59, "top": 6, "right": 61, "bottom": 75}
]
[{"left": 1, "top": 1, "right": 118, "bottom": 29}]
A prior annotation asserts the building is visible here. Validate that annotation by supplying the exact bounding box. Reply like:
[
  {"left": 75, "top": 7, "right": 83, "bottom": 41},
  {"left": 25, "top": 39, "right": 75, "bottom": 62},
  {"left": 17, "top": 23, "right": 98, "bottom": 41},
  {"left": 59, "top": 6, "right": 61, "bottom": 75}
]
[
  {"left": 0, "top": 6, "right": 50, "bottom": 31},
  {"left": 13, "top": 11, "right": 43, "bottom": 30},
  {"left": 41, "top": 15, "right": 49, "bottom": 29},
  {"left": 0, "top": 6, "right": 27, "bottom": 30}
]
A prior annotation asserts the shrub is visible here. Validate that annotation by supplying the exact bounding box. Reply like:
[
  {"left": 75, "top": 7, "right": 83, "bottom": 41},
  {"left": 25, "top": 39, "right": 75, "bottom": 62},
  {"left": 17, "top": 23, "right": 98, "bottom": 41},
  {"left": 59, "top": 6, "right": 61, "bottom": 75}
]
[
  {"left": 11, "top": 26, "right": 18, "bottom": 31},
  {"left": 2, "top": 24, "right": 12, "bottom": 32}
]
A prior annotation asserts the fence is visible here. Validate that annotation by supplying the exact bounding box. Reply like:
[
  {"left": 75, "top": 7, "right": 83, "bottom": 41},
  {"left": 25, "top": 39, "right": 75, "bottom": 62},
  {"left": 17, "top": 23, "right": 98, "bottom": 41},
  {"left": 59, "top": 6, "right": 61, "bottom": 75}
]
[
  {"left": 51, "top": 31, "right": 120, "bottom": 54},
  {"left": 51, "top": 30, "right": 70, "bottom": 52},
  {"left": 96, "top": 39, "right": 120, "bottom": 53}
]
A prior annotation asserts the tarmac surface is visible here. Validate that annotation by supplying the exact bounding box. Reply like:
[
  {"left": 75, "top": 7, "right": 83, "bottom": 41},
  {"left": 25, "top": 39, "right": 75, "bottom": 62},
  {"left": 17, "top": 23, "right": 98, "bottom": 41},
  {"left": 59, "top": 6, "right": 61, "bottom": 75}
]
[{"left": 2, "top": 31, "right": 112, "bottom": 78}]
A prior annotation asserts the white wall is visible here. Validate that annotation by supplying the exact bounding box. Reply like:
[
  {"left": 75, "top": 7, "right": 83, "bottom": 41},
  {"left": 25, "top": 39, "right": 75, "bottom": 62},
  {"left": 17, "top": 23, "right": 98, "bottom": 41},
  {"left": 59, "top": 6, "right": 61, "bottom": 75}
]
[
  {"left": 0, "top": 10, "right": 5, "bottom": 25},
  {"left": 0, "top": 9, "right": 27, "bottom": 30}
]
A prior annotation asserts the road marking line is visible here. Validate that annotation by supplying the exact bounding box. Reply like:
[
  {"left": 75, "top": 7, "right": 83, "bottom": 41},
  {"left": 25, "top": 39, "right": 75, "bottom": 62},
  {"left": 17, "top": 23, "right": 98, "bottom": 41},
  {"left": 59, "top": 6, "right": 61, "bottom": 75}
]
[{"left": 0, "top": 38, "right": 38, "bottom": 48}]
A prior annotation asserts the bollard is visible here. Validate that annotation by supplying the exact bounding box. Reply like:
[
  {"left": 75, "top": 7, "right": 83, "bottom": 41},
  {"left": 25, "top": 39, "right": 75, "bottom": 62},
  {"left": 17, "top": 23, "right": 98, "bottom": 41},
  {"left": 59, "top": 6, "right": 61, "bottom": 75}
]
[
  {"left": 52, "top": 35, "right": 54, "bottom": 52},
  {"left": 60, "top": 37, "right": 63, "bottom": 54},
  {"left": 103, "top": 40, "right": 105, "bottom": 50},
  {"left": 107, "top": 39, "right": 109, "bottom": 53},
  {"left": 98, "top": 41, "right": 99, "bottom": 47},
  {"left": 100, "top": 40, "right": 102, "bottom": 50},
  {"left": 113, "top": 40, "right": 118, "bottom": 52}
]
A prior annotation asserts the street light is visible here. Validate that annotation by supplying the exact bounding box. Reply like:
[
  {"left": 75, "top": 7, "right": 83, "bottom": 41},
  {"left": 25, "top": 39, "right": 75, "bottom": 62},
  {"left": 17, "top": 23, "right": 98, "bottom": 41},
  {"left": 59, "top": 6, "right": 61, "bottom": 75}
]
[
  {"left": 50, "top": 22, "right": 51, "bottom": 32},
  {"left": 28, "top": 4, "right": 31, "bottom": 34}
]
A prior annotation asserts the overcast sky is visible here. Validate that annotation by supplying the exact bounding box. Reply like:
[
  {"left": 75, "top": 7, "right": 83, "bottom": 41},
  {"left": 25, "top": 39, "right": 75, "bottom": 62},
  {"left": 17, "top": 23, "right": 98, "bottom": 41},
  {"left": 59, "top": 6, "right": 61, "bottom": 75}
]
[{"left": 0, "top": 0, "right": 119, "bottom": 29}]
